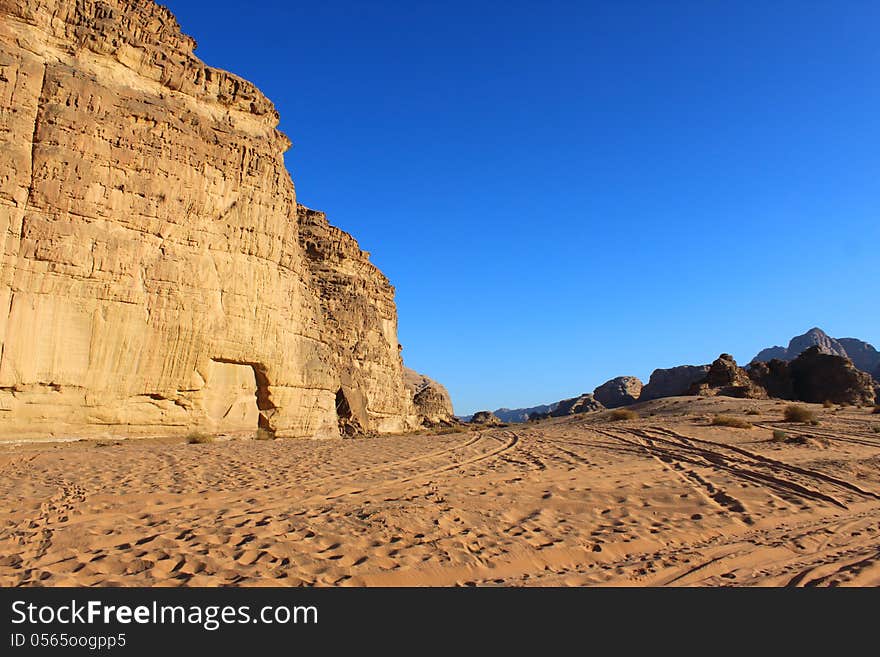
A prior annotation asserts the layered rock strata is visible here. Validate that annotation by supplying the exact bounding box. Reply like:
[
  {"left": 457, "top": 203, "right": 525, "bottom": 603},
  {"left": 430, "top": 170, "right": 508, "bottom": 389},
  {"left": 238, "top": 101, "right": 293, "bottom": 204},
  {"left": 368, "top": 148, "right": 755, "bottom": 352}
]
[{"left": 0, "top": 0, "right": 417, "bottom": 438}]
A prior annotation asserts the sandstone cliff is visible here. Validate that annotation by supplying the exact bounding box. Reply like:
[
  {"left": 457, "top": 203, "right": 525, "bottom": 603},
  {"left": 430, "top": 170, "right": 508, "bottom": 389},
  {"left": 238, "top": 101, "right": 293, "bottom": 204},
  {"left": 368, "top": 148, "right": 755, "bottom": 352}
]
[
  {"left": 0, "top": 0, "right": 418, "bottom": 438},
  {"left": 639, "top": 365, "right": 710, "bottom": 401},
  {"left": 403, "top": 367, "right": 454, "bottom": 426}
]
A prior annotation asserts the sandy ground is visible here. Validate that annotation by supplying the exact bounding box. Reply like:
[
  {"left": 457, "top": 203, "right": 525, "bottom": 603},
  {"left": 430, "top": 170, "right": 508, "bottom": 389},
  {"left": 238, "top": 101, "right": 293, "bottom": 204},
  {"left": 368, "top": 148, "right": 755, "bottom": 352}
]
[{"left": 1, "top": 396, "right": 879, "bottom": 587}]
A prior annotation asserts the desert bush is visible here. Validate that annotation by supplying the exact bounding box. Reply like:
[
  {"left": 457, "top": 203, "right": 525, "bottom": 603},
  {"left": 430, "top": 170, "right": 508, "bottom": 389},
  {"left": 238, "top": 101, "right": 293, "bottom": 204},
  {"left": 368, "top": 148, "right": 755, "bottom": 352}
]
[
  {"left": 255, "top": 427, "right": 275, "bottom": 441},
  {"left": 746, "top": 409, "right": 760, "bottom": 416},
  {"left": 809, "top": 419, "right": 820, "bottom": 426},
  {"left": 608, "top": 409, "right": 639, "bottom": 421},
  {"left": 872, "top": 427, "right": 880, "bottom": 434},
  {"left": 772, "top": 429, "right": 787, "bottom": 441},
  {"left": 186, "top": 432, "right": 213, "bottom": 444},
  {"left": 822, "top": 400, "right": 834, "bottom": 408},
  {"left": 872, "top": 406, "right": 880, "bottom": 415},
  {"left": 783, "top": 405, "right": 816, "bottom": 423},
  {"left": 711, "top": 415, "right": 752, "bottom": 429}
]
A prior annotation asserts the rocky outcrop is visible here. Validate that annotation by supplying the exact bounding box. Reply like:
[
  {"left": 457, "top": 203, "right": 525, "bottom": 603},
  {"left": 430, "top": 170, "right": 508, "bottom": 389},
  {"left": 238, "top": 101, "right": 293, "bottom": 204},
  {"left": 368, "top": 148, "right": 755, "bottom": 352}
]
[
  {"left": 0, "top": 0, "right": 418, "bottom": 438},
  {"left": 639, "top": 365, "right": 710, "bottom": 401},
  {"left": 788, "top": 347, "right": 876, "bottom": 406},
  {"left": 747, "top": 360, "right": 795, "bottom": 400},
  {"left": 689, "top": 354, "right": 767, "bottom": 399},
  {"left": 470, "top": 411, "right": 503, "bottom": 425},
  {"left": 593, "top": 376, "right": 642, "bottom": 408},
  {"left": 749, "top": 347, "right": 876, "bottom": 406},
  {"left": 403, "top": 367, "right": 454, "bottom": 426},
  {"left": 551, "top": 393, "right": 604, "bottom": 417}
]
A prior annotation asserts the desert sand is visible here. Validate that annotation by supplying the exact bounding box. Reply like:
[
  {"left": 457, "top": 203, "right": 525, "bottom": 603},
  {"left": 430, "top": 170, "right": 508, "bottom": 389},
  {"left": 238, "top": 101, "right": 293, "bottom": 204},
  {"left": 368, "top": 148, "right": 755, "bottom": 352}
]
[{"left": 1, "top": 396, "right": 879, "bottom": 587}]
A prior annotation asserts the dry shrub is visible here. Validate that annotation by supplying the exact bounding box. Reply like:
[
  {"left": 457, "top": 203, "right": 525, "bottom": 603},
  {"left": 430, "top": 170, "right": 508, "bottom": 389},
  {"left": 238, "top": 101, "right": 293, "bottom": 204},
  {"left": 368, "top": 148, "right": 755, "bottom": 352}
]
[
  {"left": 255, "top": 427, "right": 275, "bottom": 441},
  {"left": 608, "top": 409, "right": 639, "bottom": 421},
  {"left": 746, "top": 409, "right": 760, "bottom": 416},
  {"left": 711, "top": 415, "right": 752, "bottom": 429},
  {"left": 186, "top": 432, "right": 213, "bottom": 444},
  {"left": 783, "top": 405, "right": 816, "bottom": 423}
]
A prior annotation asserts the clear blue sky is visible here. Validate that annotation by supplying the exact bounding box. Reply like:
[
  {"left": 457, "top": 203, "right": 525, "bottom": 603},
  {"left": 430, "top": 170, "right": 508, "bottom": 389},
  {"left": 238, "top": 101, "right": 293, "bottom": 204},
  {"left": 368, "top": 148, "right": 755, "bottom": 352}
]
[{"left": 164, "top": 0, "right": 879, "bottom": 415}]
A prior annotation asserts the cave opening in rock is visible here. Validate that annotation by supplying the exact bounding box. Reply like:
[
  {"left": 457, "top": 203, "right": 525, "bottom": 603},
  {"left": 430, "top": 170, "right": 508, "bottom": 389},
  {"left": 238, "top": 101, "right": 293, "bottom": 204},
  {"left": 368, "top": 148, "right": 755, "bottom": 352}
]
[
  {"left": 207, "top": 358, "right": 276, "bottom": 437},
  {"left": 335, "top": 388, "right": 357, "bottom": 436},
  {"left": 252, "top": 365, "right": 276, "bottom": 438}
]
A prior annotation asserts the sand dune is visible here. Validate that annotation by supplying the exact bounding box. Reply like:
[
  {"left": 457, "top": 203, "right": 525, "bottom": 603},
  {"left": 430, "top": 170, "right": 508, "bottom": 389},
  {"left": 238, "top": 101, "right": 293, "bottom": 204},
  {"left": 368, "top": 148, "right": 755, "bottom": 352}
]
[{"left": 1, "top": 396, "right": 879, "bottom": 586}]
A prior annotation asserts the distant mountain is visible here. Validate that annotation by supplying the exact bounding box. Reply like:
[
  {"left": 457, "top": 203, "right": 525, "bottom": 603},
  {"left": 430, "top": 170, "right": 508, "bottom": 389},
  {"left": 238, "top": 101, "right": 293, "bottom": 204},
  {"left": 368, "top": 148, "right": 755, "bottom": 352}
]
[
  {"left": 838, "top": 338, "right": 880, "bottom": 379},
  {"left": 458, "top": 403, "right": 558, "bottom": 424},
  {"left": 751, "top": 328, "right": 879, "bottom": 381},
  {"left": 462, "top": 328, "right": 879, "bottom": 425},
  {"left": 752, "top": 327, "right": 847, "bottom": 363}
]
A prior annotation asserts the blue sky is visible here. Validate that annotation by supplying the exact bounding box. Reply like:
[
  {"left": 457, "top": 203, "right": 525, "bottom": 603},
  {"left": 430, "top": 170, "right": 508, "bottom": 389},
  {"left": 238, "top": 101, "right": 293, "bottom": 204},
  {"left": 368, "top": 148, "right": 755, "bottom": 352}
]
[{"left": 164, "top": 0, "right": 879, "bottom": 415}]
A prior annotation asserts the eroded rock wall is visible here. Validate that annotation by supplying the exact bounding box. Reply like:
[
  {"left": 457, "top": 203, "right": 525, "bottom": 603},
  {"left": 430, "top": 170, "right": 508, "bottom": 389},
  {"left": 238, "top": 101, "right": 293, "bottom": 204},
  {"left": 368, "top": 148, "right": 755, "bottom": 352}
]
[
  {"left": 298, "top": 206, "right": 416, "bottom": 434},
  {"left": 403, "top": 367, "right": 454, "bottom": 426},
  {"left": 0, "top": 0, "right": 415, "bottom": 438}
]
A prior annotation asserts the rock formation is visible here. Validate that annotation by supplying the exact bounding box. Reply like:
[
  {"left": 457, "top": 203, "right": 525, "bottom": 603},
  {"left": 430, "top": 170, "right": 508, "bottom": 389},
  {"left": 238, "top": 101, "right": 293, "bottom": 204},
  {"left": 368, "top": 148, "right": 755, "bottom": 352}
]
[
  {"left": 689, "top": 354, "right": 767, "bottom": 399},
  {"left": 639, "top": 365, "right": 710, "bottom": 401},
  {"left": 788, "top": 347, "right": 876, "bottom": 406},
  {"left": 749, "top": 347, "right": 876, "bottom": 406},
  {"left": 837, "top": 338, "right": 880, "bottom": 380},
  {"left": 470, "top": 410, "right": 503, "bottom": 426},
  {"left": 747, "top": 360, "right": 795, "bottom": 400},
  {"left": 0, "top": 0, "right": 420, "bottom": 438},
  {"left": 752, "top": 327, "right": 848, "bottom": 364},
  {"left": 593, "top": 376, "right": 642, "bottom": 408},
  {"left": 403, "top": 367, "right": 454, "bottom": 426},
  {"left": 752, "top": 329, "right": 880, "bottom": 380},
  {"left": 551, "top": 393, "right": 604, "bottom": 417}
]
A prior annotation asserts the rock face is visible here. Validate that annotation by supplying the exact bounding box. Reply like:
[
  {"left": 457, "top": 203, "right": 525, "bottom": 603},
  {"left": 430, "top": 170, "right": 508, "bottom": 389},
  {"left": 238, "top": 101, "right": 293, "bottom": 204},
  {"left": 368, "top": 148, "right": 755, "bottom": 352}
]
[
  {"left": 749, "top": 347, "right": 876, "bottom": 406},
  {"left": 0, "top": 0, "right": 418, "bottom": 438},
  {"left": 470, "top": 411, "right": 502, "bottom": 425},
  {"left": 593, "top": 376, "right": 642, "bottom": 408},
  {"left": 639, "top": 365, "right": 710, "bottom": 401},
  {"left": 689, "top": 354, "right": 767, "bottom": 399},
  {"left": 747, "top": 360, "right": 795, "bottom": 400},
  {"left": 551, "top": 393, "right": 604, "bottom": 417},
  {"left": 788, "top": 347, "right": 876, "bottom": 406},
  {"left": 403, "top": 367, "right": 454, "bottom": 426},
  {"left": 837, "top": 338, "right": 880, "bottom": 380}
]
